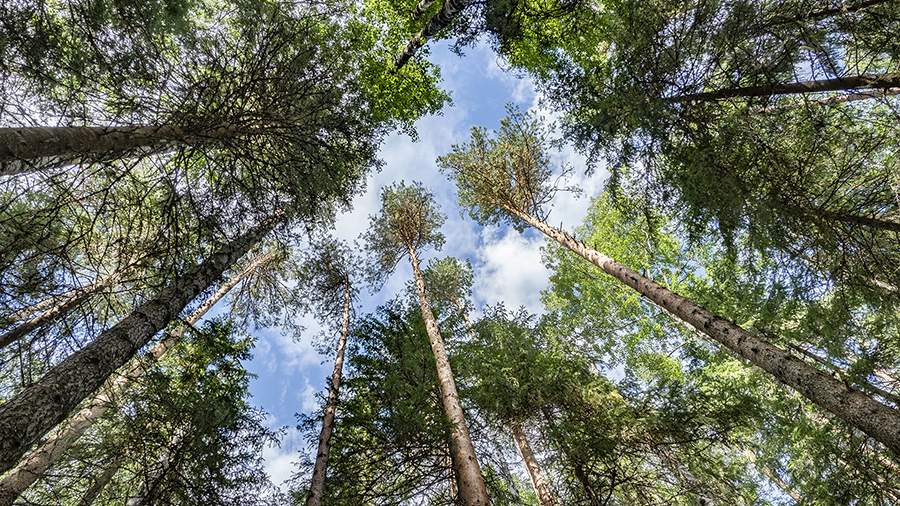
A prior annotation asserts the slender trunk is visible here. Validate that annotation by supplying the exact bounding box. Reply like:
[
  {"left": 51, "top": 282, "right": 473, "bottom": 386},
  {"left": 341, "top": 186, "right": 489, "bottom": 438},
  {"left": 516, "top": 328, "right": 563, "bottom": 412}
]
[
  {"left": 510, "top": 422, "right": 557, "bottom": 506},
  {"left": 76, "top": 454, "right": 125, "bottom": 506},
  {"left": 0, "top": 124, "right": 240, "bottom": 177},
  {"left": 407, "top": 246, "right": 489, "bottom": 505},
  {"left": 447, "top": 444, "right": 458, "bottom": 502},
  {"left": 126, "top": 432, "right": 185, "bottom": 506},
  {"left": 395, "top": 0, "right": 471, "bottom": 69},
  {"left": 305, "top": 275, "right": 352, "bottom": 506},
  {"left": 758, "top": 465, "right": 802, "bottom": 503},
  {"left": 0, "top": 276, "right": 114, "bottom": 351},
  {"left": 670, "top": 73, "right": 900, "bottom": 102},
  {"left": 1, "top": 289, "right": 82, "bottom": 327},
  {"left": 0, "top": 253, "right": 273, "bottom": 505},
  {"left": 759, "top": 88, "right": 900, "bottom": 112},
  {"left": 505, "top": 205, "right": 900, "bottom": 456},
  {"left": 808, "top": 207, "right": 900, "bottom": 233},
  {"left": 0, "top": 213, "right": 280, "bottom": 474}
]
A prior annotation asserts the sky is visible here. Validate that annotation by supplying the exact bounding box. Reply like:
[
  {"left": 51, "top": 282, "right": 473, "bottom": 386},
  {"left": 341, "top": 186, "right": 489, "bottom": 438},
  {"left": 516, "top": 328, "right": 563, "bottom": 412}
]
[{"left": 240, "top": 40, "right": 608, "bottom": 489}]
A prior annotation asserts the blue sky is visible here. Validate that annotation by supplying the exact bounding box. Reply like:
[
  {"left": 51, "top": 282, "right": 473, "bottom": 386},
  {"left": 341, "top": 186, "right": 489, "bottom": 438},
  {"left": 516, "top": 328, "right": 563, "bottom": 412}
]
[{"left": 240, "top": 40, "right": 608, "bottom": 488}]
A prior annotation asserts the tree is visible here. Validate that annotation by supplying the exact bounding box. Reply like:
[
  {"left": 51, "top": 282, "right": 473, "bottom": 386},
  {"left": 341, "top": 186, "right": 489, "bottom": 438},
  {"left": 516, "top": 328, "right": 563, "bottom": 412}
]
[
  {"left": 0, "top": 246, "right": 280, "bottom": 504},
  {"left": 294, "top": 237, "right": 356, "bottom": 506},
  {"left": 363, "top": 182, "right": 490, "bottom": 504},
  {"left": 438, "top": 111, "right": 900, "bottom": 456},
  {"left": 0, "top": 211, "right": 283, "bottom": 473}
]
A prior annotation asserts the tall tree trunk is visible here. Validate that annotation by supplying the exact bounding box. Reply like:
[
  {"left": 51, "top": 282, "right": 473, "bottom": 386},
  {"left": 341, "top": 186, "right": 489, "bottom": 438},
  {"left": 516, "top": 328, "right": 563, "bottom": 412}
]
[
  {"left": 305, "top": 275, "right": 352, "bottom": 506},
  {"left": 504, "top": 205, "right": 900, "bottom": 456},
  {"left": 395, "top": 0, "right": 471, "bottom": 69},
  {"left": 510, "top": 422, "right": 557, "bottom": 506},
  {"left": 0, "top": 124, "right": 240, "bottom": 177},
  {"left": 76, "top": 454, "right": 125, "bottom": 506},
  {"left": 0, "top": 213, "right": 281, "bottom": 474},
  {"left": 1, "top": 288, "right": 83, "bottom": 327},
  {"left": 407, "top": 245, "right": 489, "bottom": 505},
  {"left": 670, "top": 73, "right": 900, "bottom": 102},
  {"left": 759, "top": 88, "right": 900, "bottom": 113},
  {"left": 787, "top": 343, "right": 900, "bottom": 406},
  {"left": 0, "top": 252, "right": 273, "bottom": 505},
  {"left": 0, "top": 275, "right": 116, "bottom": 351}
]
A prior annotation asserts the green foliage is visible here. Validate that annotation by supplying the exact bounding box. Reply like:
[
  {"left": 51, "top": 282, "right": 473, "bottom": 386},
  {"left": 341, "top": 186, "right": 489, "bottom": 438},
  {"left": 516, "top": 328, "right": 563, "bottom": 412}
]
[{"left": 363, "top": 181, "right": 446, "bottom": 286}]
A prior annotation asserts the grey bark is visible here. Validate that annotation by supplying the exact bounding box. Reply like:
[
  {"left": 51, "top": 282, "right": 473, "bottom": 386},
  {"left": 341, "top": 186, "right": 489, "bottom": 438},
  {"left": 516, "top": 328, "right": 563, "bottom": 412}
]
[
  {"left": 787, "top": 344, "right": 900, "bottom": 406},
  {"left": 510, "top": 422, "right": 557, "bottom": 506},
  {"left": 0, "top": 276, "right": 115, "bottom": 351},
  {"left": 305, "top": 275, "right": 352, "bottom": 506},
  {"left": 671, "top": 73, "right": 900, "bottom": 102},
  {"left": 408, "top": 246, "right": 489, "bottom": 505},
  {"left": 0, "top": 213, "right": 281, "bottom": 474},
  {"left": 76, "top": 454, "right": 125, "bottom": 506},
  {"left": 395, "top": 0, "right": 471, "bottom": 69},
  {"left": 0, "top": 124, "right": 240, "bottom": 177},
  {"left": 411, "top": 0, "right": 440, "bottom": 21},
  {"left": 506, "top": 205, "right": 900, "bottom": 456},
  {"left": 0, "top": 252, "right": 273, "bottom": 505}
]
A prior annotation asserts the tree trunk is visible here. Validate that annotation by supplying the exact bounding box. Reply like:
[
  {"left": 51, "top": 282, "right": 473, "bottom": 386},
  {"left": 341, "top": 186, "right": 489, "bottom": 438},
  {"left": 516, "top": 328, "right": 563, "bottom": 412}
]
[
  {"left": 0, "top": 252, "right": 274, "bottom": 505},
  {"left": 411, "top": 0, "right": 440, "bottom": 20},
  {"left": 759, "top": 88, "right": 900, "bottom": 112},
  {"left": 395, "top": 0, "right": 471, "bottom": 69},
  {"left": 505, "top": 205, "right": 900, "bottom": 456},
  {"left": 0, "top": 213, "right": 281, "bottom": 474},
  {"left": 510, "top": 422, "right": 557, "bottom": 506},
  {"left": 0, "top": 276, "right": 115, "bottom": 351},
  {"left": 787, "top": 343, "right": 900, "bottom": 406},
  {"left": 305, "top": 275, "right": 352, "bottom": 506},
  {"left": 670, "top": 73, "right": 900, "bottom": 102},
  {"left": 768, "top": 0, "right": 890, "bottom": 26},
  {"left": 76, "top": 454, "right": 125, "bottom": 506},
  {"left": 0, "top": 124, "right": 240, "bottom": 177},
  {"left": 407, "top": 246, "right": 489, "bottom": 505},
  {"left": 126, "top": 433, "right": 185, "bottom": 506}
]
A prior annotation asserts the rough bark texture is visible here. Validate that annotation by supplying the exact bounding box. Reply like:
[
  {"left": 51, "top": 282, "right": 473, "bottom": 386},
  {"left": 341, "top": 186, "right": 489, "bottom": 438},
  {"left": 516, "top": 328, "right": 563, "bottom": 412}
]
[
  {"left": 76, "top": 454, "right": 124, "bottom": 506},
  {"left": 0, "top": 124, "right": 239, "bottom": 177},
  {"left": 126, "top": 433, "right": 183, "bottom": 506},
  {"left": 411, "top": 0, "right": 440, "bottom": 20},
  {"left": 788, "top": 344, "right": 900, "bottom": 406},
  {"left": 507, "top": 206, "right": 900, "bottom": 456},
  {"left": 0, "top": 277, "right": 112, "bottom": 350},
  {"left": 0, "top": 214, "right": 280, "bottom": 474},
  {"left": 395, "top": 0, "right": 471, "bottom": 69},
  {"left": 510, "top": 422, "right": 557, "bottom": 506},
  {"left": 305, "top": 275, "right": 352, "bottom": 506},
  {"left": 671, "top": 73, "right": 900, "bottom": 102},
  {"left": 408, "top": 246, "right": 489, "bottom": 505},
  {"left": 0, "top": 253, "right": 272, "bottom": 505}
]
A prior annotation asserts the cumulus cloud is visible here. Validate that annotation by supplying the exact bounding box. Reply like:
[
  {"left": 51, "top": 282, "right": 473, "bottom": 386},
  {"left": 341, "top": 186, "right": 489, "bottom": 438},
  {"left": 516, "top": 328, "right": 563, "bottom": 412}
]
[{"left": 473, "top": 226, "right": 550, "bottom": 315}]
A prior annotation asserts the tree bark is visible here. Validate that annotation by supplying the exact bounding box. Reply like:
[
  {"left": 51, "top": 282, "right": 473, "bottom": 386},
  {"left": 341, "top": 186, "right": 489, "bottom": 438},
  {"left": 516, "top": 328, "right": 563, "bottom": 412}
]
[
  {"left": 126, "top": 432, "right": 185, "bottom": 506},
  {"left": 407, "top": 245, "right": 489, "bottom": 505},
  {"left": 0, "top": 276, "right": 115, "bottom": 351},
  {"left": 395, "top": 0, "right": 471, "bottom": 70},
  {"left": 0, "top": 252, "right": 274, "bottom": 505},
  {"left": 0, "top": 213, "right": 281, "bottom": 474},
  {"left": 0, "top": 124, "right": 240, "bottom": 177},
  {"left": 411, "top": 0, "right": 440, "bottom": 21},
  {"left": 305, "top": 274, "right": 352, "bottom": 506},
  {"left": 787, "top": 343, "right": 900, "bottom": 406},
  {"left": 504, "top": 205, "right": 900, "bottom": 456},
  {"left": 670, "top": 73, "right": 900, "bottom": 102},
  {"left": 510, "top": 422, "right": 557, "bottom": 506},
  {"left": 76, "top": 454, "right": 125, "bottom": 506},
  {"left": 768, "top": 0, "right": 891, "bottom": 26}
]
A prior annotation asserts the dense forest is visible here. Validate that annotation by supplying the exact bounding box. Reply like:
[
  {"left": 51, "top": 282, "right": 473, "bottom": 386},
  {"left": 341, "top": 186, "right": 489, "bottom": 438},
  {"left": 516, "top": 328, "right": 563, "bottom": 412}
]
[{"left": 0, "top": 0, "right": 898, "bottom": 504}]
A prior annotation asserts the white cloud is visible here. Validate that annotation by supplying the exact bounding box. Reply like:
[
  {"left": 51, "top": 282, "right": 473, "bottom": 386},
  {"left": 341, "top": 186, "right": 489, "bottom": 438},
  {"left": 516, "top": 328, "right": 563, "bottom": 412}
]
[
  {"left": 299, "top": 379, "right": 320, "bottom": 414},
  {"left": 473, "top": 226, "right": 550, "bottom": 315},
  {"left": 262, "top": 443, "right": 296, "bottom": 487}
]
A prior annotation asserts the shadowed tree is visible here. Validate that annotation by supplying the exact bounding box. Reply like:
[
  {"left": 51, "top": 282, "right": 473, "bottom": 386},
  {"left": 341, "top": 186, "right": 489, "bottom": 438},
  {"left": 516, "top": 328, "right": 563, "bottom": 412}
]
[{"left": 363, "top": 182, "right": 490, "bottom": 505}]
